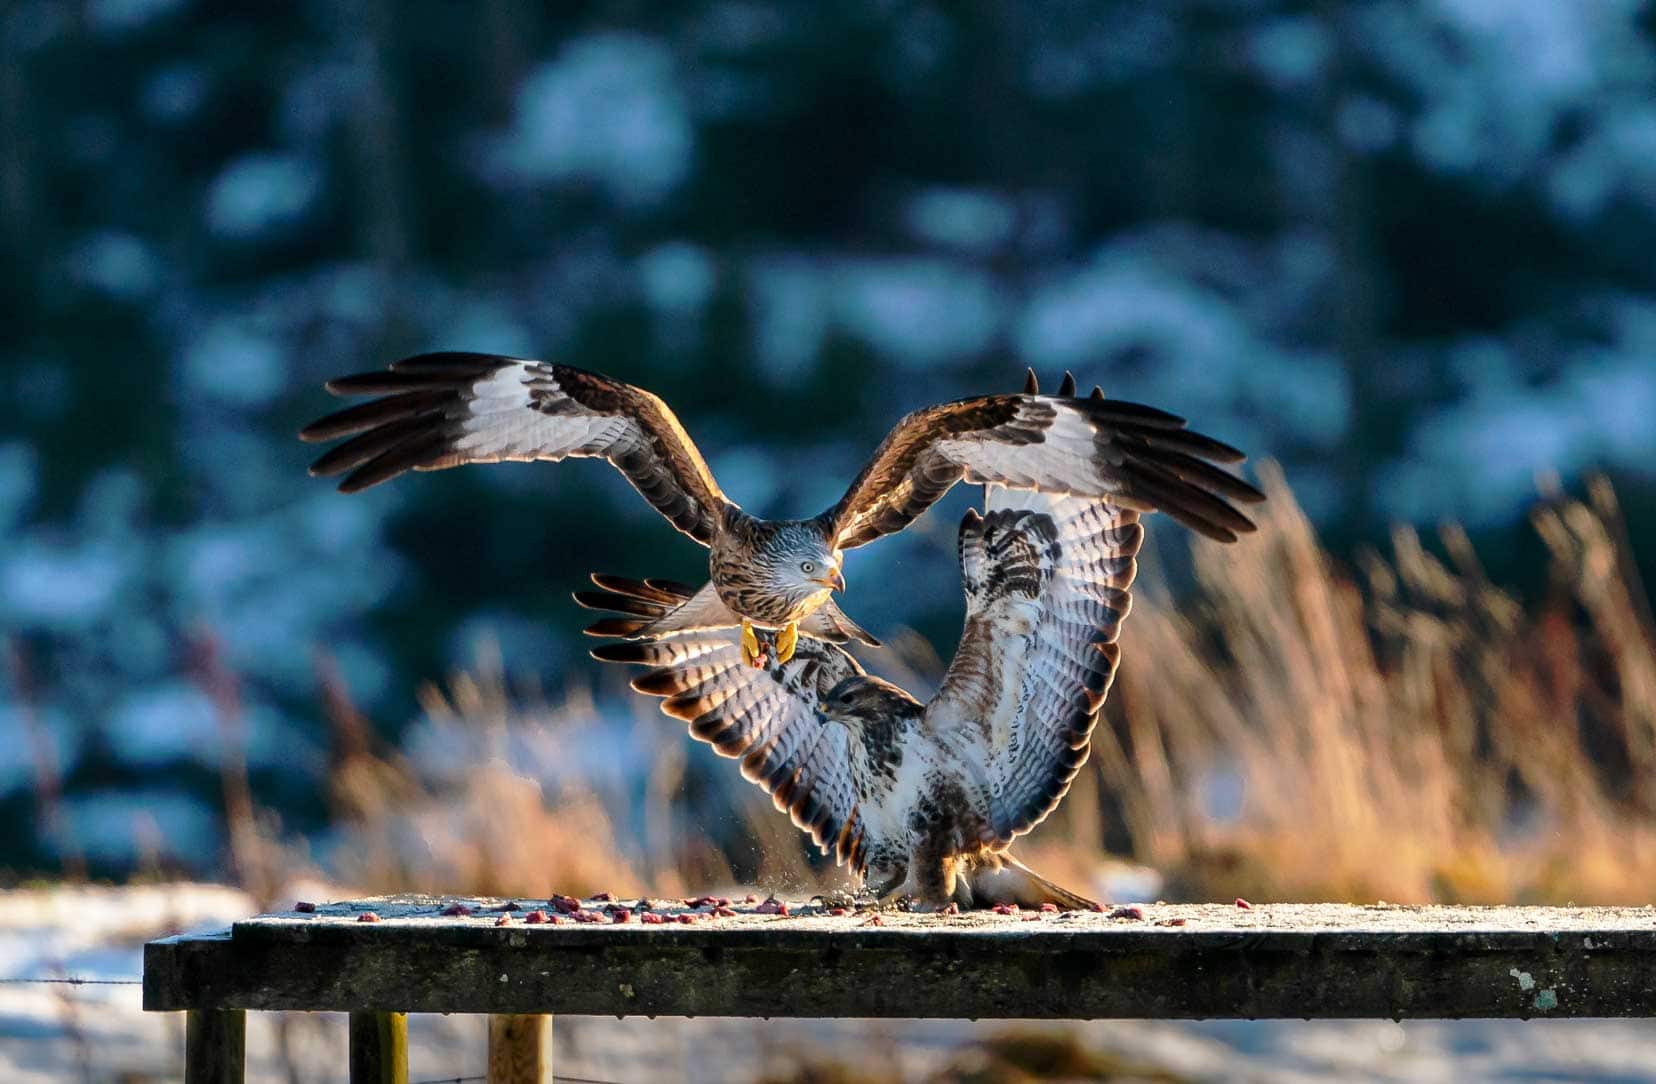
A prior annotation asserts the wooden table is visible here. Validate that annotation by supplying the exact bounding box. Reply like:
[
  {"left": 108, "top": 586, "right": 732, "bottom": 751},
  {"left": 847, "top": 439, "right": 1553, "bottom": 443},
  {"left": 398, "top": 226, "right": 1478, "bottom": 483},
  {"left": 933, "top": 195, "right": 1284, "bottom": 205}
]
[{"left": 143, "top": 895, "right": 1656, "bottom": 1083}]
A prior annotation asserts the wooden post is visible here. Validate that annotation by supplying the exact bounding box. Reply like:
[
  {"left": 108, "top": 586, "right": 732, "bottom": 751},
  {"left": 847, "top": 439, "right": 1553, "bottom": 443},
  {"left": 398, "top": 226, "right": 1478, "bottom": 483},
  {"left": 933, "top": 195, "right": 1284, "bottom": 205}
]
[
  {"left": 185, "top": 1009, "right": 245, "bottom": 1084},
  {"left": 487, "top": 1013, "right": 551, "bottom": 1084},
  {"left": 349, "top": 1011, "right": 408, "bottom": 1084}
]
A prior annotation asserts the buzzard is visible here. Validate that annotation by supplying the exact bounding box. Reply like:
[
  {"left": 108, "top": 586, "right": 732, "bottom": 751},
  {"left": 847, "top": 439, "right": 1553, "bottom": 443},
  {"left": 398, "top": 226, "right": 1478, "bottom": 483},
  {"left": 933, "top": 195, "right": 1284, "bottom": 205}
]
[
  {"left": 582, "top": 484, "right": 1143, "bottom": 911},
  {"left": 300, "top": 355, "right": 1260, "bottom": 667}
]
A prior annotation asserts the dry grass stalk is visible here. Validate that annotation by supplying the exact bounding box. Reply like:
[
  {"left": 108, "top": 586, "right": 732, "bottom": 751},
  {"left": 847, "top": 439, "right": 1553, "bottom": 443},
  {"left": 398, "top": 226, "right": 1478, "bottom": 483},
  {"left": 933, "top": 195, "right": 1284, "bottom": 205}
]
[{"left": 1104, "top": 464, "right": 1656, "bottom": 904}]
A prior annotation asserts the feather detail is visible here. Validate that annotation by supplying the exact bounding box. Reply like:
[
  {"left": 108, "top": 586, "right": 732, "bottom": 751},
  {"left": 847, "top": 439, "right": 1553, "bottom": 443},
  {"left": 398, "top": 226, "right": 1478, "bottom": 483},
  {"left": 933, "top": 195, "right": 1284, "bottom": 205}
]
[
  {"left": 303, "top": 353, "right": 729, "bottom": 544},
  {"left": 824, "top": 389, "right": 1259, "bottom": 550}
]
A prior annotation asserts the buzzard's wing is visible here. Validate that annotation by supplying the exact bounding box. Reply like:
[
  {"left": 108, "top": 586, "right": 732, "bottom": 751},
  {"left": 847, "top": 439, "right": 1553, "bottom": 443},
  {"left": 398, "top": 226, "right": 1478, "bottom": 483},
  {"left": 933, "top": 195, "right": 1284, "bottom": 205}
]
[
  {"left": 588, "top": 625, "right": 877, "bottom": 872},
  {"left": 300, "top": 353, "right": 728, "bottom": 545},
  {"left": 924, "top": 488, "right": 1142, "bottom": 846},
  {"left": 822, "top": 391, "right": 1263, "bottom": 549}
]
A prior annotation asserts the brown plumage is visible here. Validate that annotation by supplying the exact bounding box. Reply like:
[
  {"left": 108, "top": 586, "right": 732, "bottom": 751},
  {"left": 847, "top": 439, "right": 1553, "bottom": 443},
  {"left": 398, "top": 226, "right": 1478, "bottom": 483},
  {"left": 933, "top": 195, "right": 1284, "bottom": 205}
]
[
  {"left": 586, "top": 486, "right": 1143, "bottom": 911},
  {"left": 301, "top": 354, "right": 1262, "bottom": 658}
]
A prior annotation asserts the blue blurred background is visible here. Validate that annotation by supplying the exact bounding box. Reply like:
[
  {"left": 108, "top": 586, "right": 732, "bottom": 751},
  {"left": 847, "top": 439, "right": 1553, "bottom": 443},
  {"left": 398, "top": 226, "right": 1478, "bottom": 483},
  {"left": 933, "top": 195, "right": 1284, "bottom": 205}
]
[{"left": 3, "top": 0, "right": 1656, "bottom": 878}]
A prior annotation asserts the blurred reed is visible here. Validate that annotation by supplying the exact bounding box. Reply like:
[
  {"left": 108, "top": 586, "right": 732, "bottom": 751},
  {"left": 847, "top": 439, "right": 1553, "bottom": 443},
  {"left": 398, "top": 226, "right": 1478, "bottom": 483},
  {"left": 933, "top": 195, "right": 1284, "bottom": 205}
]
[
  {"left": 1093, "top": 466, "right": 1656, "bottom": 904},
  {"left": 178, "top": 470, "right": 1656, "bottom": 906}
]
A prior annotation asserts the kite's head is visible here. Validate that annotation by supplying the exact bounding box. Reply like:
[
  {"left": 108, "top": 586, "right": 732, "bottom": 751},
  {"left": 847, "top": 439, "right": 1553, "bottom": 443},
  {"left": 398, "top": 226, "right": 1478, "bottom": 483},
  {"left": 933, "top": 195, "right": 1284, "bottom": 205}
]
[{"left": 761, "top": 521, "right": 844, "bottom": 608}]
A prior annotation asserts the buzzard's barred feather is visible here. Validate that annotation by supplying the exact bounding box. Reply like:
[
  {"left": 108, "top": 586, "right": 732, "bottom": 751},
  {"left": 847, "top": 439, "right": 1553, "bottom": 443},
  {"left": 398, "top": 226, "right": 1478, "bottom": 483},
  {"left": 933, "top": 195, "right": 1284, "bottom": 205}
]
[{"left": 588, "top": 485, "right": 1143, "bottom": 908}]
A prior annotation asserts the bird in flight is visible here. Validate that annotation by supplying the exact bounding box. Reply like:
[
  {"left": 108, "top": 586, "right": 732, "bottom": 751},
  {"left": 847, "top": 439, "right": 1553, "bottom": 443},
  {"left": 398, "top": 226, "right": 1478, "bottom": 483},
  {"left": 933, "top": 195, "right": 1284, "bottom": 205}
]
[
  {"left": 300, "top": 355, "right": 1261, "bottom": 667},
  {"left": 582, "top": 484, "right": 1146, "bottom": 910}
]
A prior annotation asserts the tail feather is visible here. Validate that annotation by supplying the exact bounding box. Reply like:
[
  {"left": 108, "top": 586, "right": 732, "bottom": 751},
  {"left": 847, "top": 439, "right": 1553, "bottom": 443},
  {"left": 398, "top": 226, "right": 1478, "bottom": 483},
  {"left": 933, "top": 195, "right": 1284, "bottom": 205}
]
[
  {"left": 576, "top": 576, "right": 738, "bottom": 639},
  {"left": 807, "top": 597, "right": 881, "bottom": 647},
  {"left": 967, "top": 852, "right": 1100, "bottom": 912},
  {"left": 578, "top": 571, "right": 879, "bottom": 647}
]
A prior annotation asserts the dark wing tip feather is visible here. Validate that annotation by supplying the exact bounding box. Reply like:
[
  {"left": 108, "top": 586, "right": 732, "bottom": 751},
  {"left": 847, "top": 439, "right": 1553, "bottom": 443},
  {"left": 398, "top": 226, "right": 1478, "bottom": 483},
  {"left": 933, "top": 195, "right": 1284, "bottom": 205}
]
[
  {"left": 644, "top": 576, "right": 698, "bottom": 598},
  {"left": 571, "top": 590, "right": 661, "bottom": 617},
  {"left": 631, "top": 669, "right": 687, "bottom": 696},
  {"left": 583, "top": 617, "right": 650, "bottom": 638},
  {"left": 330, "top": 431, "right": 451, "bottom": 493},
  {"left": 1057, "top": 371, "right": 1077, "bottom": 397},
  {"left": 1119, "top": 461, "right": 1254, "bottom": 542},
  {"left": 1023, "top": 369, "right": 1039, "bottom": 395},
  {"left": 589, "top": 642, "right": 655, "bottom": 664},
  {"left": 388, "top": 351, "right": 521, "bottom": 373},
  {"left": 1078, "top": 397, "right": 1188, "bottom": 429}
]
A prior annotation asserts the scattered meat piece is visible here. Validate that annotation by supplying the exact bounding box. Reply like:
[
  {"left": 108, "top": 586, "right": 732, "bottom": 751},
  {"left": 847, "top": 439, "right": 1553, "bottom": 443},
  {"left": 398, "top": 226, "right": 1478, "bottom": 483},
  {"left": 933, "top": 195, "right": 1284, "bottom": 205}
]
[
  {"left": 294, "top": 901, "right": 317, "bottom": 914},
  {"left": 1235, "top": 897, "right": 1253, "bottom": 910},
  {"left": 524, "top": 910, "right": 551, "bottom": 924},
  {"left": 357, "top": 912, "right": 380, "bottom": 923},
  {"left": 1039, "top": 902, "right": 1059, "bottom": 913},
  {"left": 640, "top": 912, "right": 667, "bottom": 925},
  {"left": 744, "top": 894, "right": 758, "bottom": 904},
  {"left": 494, "top": 914, "right": 512, "bottom": 927},
  {"left": 715, "top": 896, "right": 732, "bottom": 907},
  {"left": 637, "top": 898, "right": 654, "bottom": 911},
  {"left": 683, "top": 895, "right": 718, "bottom": 908},
  {"left": 992, "top": 904, "right": 1018, "bottom": 916},
  {"left": 755, "top": 898, "right": 789, "bottom": 915},
  {"left": 829, "top": 907, "right": 848, "bottom": 917},
  {"left": 1088, "top": 901, "right": 1107, "bottom": 913},
  {"left": 496, "top": 901, "right": 521, "bottom": 911},
  {"left": 592, "top": 891, "right": 614, "bottom": 902},
  {"left": 1021, "top": 913, "right": 1040, "bottom": 922},
  {"left": 1108, "top": 906, "right": 1145, "bottom": 921},
  {"left": 1156, "top": 917, "right": 1188, "bottom": 927},
  {"left": 676, "top": 914, "right": 695, "bottom": 925},
  {"left": 611, "top": 909, "right": 632, "bottom": 924},
  {"left": 861, "top": 915, "right": 885, "bottom": 927},
  {"left": 713, "top": 906, "right": 737, "bottom": 918},
  {"left": 551, "top": 895, "right": 580, "bottom": 914},
  {"left": 941, "top": 903, "right": 960, "bottom": 916},
  {"left": 440, "top": 903, "right": 472, "bottom": 917}
]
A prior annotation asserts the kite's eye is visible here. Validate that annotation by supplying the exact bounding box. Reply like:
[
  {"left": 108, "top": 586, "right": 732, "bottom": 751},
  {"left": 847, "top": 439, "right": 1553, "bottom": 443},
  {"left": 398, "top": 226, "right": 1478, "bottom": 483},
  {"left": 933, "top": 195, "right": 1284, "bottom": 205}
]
[{"left": 800, "top": 560, "right": 816, "bottom": 575}]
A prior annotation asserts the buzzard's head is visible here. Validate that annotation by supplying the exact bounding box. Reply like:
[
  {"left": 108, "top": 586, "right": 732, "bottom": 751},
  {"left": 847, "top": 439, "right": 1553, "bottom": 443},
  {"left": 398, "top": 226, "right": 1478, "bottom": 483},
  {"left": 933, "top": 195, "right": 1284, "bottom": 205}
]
[
  {"left": 819, "top": 675, "right": 915, "bottom": 728},
  {"left": 759, "top": 520, "right": 844, "bottom": 607}
]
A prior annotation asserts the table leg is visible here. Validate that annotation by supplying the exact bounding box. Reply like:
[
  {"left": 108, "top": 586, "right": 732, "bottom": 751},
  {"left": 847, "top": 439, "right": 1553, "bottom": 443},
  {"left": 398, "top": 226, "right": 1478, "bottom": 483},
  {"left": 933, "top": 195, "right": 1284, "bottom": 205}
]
[
  {"left": 185, "top": 1009, "right": 245, "bottom": 1084},
  {"left": 487, "top": 1013, "right": 551, "bottom": 1084},
  {"left": 349, "top": 1011, "right": 408, "bottom": 1084}
]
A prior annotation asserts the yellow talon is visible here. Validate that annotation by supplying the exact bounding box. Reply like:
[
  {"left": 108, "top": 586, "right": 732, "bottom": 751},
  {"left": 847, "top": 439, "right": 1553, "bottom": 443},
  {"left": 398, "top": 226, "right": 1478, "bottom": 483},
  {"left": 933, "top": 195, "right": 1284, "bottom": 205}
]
[
  {"left": 741, "top": 619, "right": 764, "bottom": 668},
  {"left": 776, "top": 621, "right": 799, "bottom": 665}
]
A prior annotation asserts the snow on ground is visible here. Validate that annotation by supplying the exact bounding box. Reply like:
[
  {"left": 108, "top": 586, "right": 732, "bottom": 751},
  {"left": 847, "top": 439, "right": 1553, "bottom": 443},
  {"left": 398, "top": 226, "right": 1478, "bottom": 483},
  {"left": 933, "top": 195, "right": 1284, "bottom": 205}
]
[{"left": 4, "top": 883, "right": 1656, "bottom": 1083}]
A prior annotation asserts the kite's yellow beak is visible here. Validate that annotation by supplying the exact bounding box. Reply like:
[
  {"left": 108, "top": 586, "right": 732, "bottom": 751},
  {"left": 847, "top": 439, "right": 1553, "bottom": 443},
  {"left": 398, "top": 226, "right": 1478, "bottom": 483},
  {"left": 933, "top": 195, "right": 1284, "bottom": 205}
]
[{"left": 812, "top": 567, "right": 846, "bottom": 593}]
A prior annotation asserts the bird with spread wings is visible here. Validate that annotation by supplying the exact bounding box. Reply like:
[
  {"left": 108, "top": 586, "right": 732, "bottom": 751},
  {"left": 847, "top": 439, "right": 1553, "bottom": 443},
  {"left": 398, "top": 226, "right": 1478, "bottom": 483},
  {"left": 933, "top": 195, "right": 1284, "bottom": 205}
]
[
  {"left": 581, "top": 483, "right": 1144, "bottom": 910},
  {"left": 301, "top": 355, "right": 1261, "bottom": 668}
]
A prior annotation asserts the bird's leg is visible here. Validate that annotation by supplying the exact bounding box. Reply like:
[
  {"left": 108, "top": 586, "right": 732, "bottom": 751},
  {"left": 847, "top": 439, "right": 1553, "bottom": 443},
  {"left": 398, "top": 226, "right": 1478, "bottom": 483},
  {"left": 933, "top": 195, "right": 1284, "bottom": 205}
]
[
  {"left": 907, "top": 852, "right": 956, "bottom": 913},
  {"left": 868, "top": 866, "right": 908, "bottom": 906},
  {"left": 775, "top": 621, "right": 799, "bottom": 665},
  {"left": 809, "top": 888, "right": 858, "bottom": 911},
  {"left": 740, "top": 619, "right": 764, "bottom": 668}
]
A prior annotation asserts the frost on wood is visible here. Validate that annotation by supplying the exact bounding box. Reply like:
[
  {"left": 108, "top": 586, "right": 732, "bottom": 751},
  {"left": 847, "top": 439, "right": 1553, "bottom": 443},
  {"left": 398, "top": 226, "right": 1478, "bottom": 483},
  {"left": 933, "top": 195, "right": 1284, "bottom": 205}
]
[{"left": 145, "top": 898, "right": 1656, "bottom": 1020}]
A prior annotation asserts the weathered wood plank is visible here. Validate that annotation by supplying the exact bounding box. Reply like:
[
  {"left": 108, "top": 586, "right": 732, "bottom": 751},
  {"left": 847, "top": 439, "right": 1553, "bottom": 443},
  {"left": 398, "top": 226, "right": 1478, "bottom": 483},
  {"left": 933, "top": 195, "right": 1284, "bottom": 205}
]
[
  {"left": 185, "top": 1008, "right": 245, "bottom": 1084},
  {"left": 145, "top": 898, "right": 1656, "bottom": 1020},
  {"left": 487, "top": 1013, "right": 551, "bottom": 1084},
  {"left": 349, "top": 1011, "right": 407, "bottom": 1084}
]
